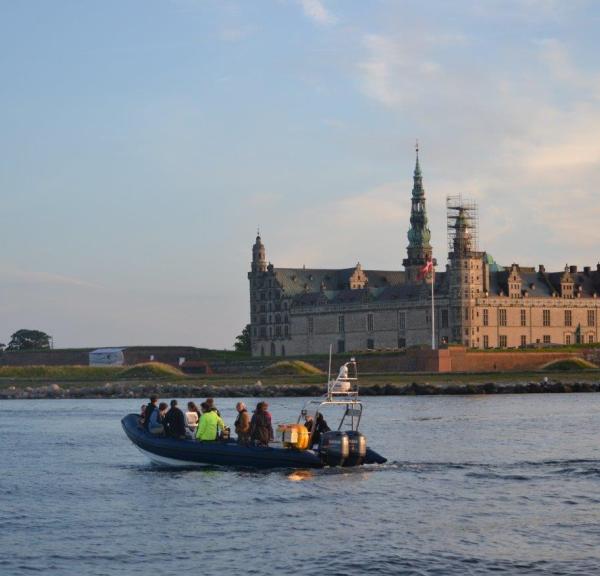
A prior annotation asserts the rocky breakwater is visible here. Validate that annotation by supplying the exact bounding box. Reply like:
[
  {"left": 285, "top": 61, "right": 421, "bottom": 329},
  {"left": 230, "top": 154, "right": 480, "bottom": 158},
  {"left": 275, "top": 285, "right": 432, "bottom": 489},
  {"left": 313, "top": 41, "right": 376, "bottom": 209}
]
[{"left": 2, "top": 378, "right": 600, "bottom": 399}]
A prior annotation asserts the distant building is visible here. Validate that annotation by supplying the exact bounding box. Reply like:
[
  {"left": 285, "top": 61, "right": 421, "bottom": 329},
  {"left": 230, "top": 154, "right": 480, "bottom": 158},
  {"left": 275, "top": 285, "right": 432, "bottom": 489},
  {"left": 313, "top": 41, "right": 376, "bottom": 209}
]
[{"left": 248, "top": 148, "right": 600, "bottom": 356}]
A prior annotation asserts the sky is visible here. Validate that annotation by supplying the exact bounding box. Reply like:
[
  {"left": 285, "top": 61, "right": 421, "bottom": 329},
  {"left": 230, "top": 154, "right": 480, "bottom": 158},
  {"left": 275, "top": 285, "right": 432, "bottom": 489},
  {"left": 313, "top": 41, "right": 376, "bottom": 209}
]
[{"left": 1, "top": 0, "right": 600, "bottom": 349}]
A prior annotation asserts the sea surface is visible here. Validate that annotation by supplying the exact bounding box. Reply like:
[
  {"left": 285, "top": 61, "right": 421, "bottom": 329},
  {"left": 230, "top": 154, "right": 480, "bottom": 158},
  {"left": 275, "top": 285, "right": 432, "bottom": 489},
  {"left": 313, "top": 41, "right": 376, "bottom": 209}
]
[{"left": 2, "top": 395, "right": 600, "bottom": 575}]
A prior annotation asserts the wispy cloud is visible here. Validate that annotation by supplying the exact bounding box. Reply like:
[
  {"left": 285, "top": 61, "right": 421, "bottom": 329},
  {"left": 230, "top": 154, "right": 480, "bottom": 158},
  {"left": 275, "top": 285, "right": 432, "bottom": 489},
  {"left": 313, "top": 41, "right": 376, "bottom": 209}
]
[
  {"left": 0, "top": 268, "right": 100, "bottom": 289},
  {"left": 299, "top": 0, "right": 336, "bottom": 26}
]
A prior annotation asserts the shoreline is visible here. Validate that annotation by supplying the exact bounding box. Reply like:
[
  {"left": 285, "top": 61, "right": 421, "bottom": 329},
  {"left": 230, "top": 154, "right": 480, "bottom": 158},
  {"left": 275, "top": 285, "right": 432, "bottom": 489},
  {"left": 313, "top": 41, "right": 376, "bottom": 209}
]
[{"left": 2, "top": 376, "right": 600, "bottom": 399}]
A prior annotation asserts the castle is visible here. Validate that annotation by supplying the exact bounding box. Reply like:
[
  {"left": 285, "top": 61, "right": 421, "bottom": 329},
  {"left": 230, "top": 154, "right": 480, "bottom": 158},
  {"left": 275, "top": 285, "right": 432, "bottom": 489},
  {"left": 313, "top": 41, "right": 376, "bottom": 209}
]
[{"left": 247, "top": 149, "right": 600, "bottom": 357}]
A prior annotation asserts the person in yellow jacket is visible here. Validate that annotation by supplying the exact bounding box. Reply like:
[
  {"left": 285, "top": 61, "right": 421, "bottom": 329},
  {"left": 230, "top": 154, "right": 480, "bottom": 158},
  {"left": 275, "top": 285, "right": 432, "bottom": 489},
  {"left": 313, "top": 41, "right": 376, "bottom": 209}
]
[{"left": 195, "top": 404, "right": 226, "bottom": 441}]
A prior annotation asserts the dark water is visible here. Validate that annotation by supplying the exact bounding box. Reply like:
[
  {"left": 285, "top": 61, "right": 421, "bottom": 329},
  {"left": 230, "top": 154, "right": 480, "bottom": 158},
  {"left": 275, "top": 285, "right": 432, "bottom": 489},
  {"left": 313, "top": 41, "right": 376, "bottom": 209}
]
[{"left": 2, "top": 395, "right": 600, "bottom": 575}]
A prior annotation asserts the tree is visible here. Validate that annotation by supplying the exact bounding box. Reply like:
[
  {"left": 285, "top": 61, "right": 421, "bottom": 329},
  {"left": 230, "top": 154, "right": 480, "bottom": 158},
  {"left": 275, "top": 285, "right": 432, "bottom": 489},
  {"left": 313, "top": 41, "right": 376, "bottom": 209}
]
[
  {"left": 234, "top": 324, "right": 251, "bottom": 353},
  {"left": 6, "top": 329, "right": 52, "bottom": 351}
]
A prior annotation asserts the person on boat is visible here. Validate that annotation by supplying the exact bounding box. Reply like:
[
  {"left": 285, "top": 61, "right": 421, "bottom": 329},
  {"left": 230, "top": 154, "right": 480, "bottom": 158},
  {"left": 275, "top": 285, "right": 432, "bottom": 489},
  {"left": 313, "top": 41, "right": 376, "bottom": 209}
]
[
  {"left": 147, "top": 401, "right": 167, "bottom": 435},
  {"left": 250, "top": 402, "right": 274, "bottom": 447},
  {"left": 306, "top": 413, "right": 330, "bottom": 447},
  {"left": 205, "top": 397, "right": 221, "bottom": 416},
  {"left": 141, "top": 395, "right": 159, "bottom": 430},
  {"left": 158, "top": 402, "right": 169, "bottom": 422},
  {"left": 195, "top": 403, "right": 226, "bottom": 441},
  {"left": 234, "top": 402, "right": 251, "bottom": 444},
  {"left": 163, "top": 399, "right": 188, "bottom": 439},
  {"left": 186, "top": 401, "right": 201, "bottom": 432}
]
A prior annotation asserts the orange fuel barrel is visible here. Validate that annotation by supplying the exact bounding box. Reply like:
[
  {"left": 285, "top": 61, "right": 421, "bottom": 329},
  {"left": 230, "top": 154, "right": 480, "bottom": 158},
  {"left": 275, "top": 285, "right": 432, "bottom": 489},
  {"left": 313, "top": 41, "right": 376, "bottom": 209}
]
[{"left": 277, "top": 424, "right": 310, "bottom": 450}]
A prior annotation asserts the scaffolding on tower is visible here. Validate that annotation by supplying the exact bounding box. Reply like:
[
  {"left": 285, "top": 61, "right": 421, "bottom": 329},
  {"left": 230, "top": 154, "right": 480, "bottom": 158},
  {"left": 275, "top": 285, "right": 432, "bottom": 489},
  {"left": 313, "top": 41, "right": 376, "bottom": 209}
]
[{"left": 446, "top": 195, "right": 479, "bottom": 257}]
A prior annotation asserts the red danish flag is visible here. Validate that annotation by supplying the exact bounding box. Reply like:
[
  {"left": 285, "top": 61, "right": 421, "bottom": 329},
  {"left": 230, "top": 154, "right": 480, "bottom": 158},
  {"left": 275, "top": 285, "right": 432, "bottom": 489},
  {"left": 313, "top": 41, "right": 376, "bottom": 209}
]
[{"left": 418, "top": 259, "right": 434, "bottom": 280}]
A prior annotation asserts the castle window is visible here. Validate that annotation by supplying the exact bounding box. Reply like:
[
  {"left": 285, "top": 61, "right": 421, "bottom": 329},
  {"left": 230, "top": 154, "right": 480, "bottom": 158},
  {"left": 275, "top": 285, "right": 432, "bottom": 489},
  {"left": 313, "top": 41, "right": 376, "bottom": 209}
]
[
  {"left": 588, "top": 310, "right": 595, "bottom": 326},
  {"left": 275, "top": 326, "right": 281, "bottom": 337},
  {"left": 398, "top": 337, "right": 406, "bottom": 348},
  {"left": 499, "top": 335, "right": 507, "bottom": 348},
  {"left": 338, "top": 315, "right": 345, "bottom": 334},
  {"left": 565, "top": 334, "right": 572, "bottom": 345},
  {"left": 275, "top": 314, "right": 281, "bottom": 324},
  {"left": 284, "top": 314, "right": 289, "bottom": 324},
  {"left": 483, "top": 335, "right": 489, "bottom": 349},
  {"left": 565, "top": 310, "right": 572, "bottom": 327},
  {"left": 483, "top": 309, "right": 489, "bottom": 326},
  {"left": 398, "top": 311, "right": 406, "bottom": 330},
  {"left": 520, "top": 309, "right": 526, "bottom": 326},
  {"left": 308, "top": 317, "right": 314, "bottom": 335},
  {"left": 498, "top": 309, "right": 507, "bottom": 327},
  {"left": 520, "top": 335, "right": 527, "bottom": 348},
  {"left": 366, "top": 338, "right": 374, "bottom": 350},
  {"left": 589, "top": 334, "right": 594, "bottom": 344},
  {"left": 543, "top": 309, "right": 551, "bottom": 327},
  {"left": 464, "top": 307, "right": 469, "bottom": 321},
  {"left": 367, "top": 313, "right": 374, "bottom": 332},
  {"left": 337, "top": 340, "right": 345, "bottom": 353},
  {"left": 281, "top": 345, "right": 286, "bottom": 357},
  {"left": 543, "top": 335, "right": 551, "bottom": 344},
  {"left": 442, "top": 309, "right": 448, "bottom": 328},
  {"left": 270, "top": 342, "right": 276, "bottom": 356},
  {"left": 284, "top": 325, "right": 289, "bottom": 337}
]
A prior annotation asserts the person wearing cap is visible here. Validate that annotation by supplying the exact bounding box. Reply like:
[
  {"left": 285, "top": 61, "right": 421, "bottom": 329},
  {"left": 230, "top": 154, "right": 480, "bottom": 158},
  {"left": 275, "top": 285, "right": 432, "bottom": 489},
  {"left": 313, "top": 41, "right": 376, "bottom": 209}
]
[
  {"left": 196, "top": 402, "right": 226, "bottom": 441},
  {"left": 250, "top": 401, "right": 274, "bottom": 446},
  {"left": 163, "top": 399, "right": 187, "bottom": 439}
]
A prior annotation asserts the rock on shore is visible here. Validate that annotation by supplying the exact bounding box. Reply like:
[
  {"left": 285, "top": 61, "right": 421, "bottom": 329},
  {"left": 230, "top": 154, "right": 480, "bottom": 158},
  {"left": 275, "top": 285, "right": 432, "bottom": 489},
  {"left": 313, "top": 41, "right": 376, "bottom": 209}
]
[{"left": 1, "top": 379, "right": 600, "bottom": 399}]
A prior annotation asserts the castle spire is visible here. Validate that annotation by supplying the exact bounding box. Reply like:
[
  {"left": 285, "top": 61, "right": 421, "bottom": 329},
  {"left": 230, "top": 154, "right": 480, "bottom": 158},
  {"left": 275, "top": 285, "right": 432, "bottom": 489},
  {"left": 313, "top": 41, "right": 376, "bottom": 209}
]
[
  {"left": 403, "top": 143, "right": 433, "bottom": 283},
  {"left": 412, "top": 140, "right": 424, "bottom": 197}
]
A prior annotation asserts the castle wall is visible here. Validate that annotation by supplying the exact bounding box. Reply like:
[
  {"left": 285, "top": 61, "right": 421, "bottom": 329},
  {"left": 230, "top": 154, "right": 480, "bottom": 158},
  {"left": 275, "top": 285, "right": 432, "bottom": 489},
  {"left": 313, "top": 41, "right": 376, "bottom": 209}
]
[{"left": 473, "top": 298, "right": 600, "bottom": 349}]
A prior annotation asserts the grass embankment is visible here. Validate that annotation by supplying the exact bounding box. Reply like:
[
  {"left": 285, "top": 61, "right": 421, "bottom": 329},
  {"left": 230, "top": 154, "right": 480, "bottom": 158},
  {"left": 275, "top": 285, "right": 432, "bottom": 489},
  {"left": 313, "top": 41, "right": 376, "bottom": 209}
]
[
  {"left": 542, "top": 358, "right": 598, "bottom": 370},
  {"left": 261, "top": 360, "right": 323, "bottom": 376},
  {"left": 0, "top": 362, "right": 184, "bottom": 382}
]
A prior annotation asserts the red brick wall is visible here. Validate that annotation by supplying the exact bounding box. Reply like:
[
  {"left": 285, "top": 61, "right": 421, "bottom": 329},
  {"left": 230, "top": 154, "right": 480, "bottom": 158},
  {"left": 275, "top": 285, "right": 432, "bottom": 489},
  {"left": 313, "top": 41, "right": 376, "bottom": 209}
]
[{"left": 448, "top": 348, "right": 581, "bottom": 372}]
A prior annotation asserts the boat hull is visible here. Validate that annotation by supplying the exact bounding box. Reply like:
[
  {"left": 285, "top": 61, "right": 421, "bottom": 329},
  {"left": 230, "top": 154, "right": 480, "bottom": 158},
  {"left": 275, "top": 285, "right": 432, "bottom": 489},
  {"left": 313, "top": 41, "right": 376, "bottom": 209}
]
[{"left": 122, "top": 414, "right": 386, "bottom": 469}]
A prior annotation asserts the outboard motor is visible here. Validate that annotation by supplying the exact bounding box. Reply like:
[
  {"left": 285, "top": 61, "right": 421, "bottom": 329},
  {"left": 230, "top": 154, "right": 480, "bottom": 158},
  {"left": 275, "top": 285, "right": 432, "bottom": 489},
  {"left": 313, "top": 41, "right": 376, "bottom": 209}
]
[
  {"left": 319, "top": 431, "right": 349, "bottom": 467},
  {"left": 343, "top": 431, "right": 367, "bottom": 467}
]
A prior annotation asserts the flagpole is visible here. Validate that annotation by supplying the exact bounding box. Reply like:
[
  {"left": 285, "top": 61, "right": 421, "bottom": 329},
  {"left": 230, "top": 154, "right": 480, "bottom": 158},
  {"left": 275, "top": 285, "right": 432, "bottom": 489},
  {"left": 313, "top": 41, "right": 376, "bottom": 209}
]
[{"left": 431, "top": 267, "right": 435, "bottom": 350}]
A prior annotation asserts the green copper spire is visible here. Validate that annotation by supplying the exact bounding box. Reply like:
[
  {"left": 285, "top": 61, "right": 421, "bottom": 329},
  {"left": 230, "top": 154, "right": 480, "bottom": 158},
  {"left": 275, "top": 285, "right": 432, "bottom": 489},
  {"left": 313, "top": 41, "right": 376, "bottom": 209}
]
[
  {"left": 403, "top": 142, "right": 433, "bottom": 281},
  {"left": 407, "top": 142, "right": 431, "bottom": 247}
]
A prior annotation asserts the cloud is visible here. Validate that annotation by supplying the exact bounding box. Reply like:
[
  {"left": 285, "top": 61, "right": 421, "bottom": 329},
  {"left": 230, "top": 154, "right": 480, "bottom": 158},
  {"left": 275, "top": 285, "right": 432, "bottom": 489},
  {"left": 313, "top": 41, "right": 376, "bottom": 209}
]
[
  {"left": 357, "top": 34, "right": 444, "bottom": 107},
  {"left": 299, "top": 0, "right": 336, "bottom": 26},
  {"left": 0, "top": 267, "right": 100, "bottom": 289}
]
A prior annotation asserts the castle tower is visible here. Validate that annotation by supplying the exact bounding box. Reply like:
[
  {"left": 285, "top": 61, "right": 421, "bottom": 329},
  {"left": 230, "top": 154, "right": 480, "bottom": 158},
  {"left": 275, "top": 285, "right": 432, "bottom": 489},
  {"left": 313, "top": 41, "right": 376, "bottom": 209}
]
[
  {"left": 251, "top": 232, "right": 267, "bottom": 273},
  {"left": 447, "top": 198, "right": 483, "bottom": 346},
  {"left": 403, "top": 144, "right": 434, "bottom": 283}
]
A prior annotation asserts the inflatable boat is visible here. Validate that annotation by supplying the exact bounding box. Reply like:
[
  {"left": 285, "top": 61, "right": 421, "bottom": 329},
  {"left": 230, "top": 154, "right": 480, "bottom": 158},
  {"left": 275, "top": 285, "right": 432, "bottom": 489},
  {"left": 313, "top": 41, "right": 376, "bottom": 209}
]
[{"left": 122, "top": 358, "right": 387, "bottom": 470}]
